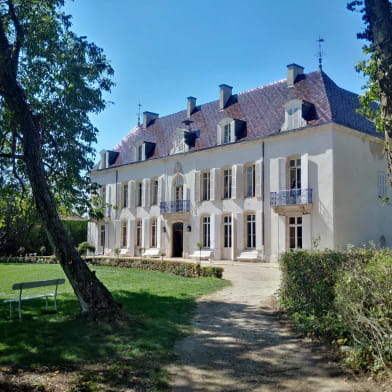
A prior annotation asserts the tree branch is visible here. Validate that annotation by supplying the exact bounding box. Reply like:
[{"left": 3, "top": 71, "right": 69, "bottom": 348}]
[{"left": 7, "top": 0, "right": 22, "bottom": 76}]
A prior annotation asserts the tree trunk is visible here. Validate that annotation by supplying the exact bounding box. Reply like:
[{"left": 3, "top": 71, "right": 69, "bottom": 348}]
[
  {"left": 0, "top": 25, "right": 124, "bottom": 321},
  {"left": 365, "top": 0, "right": 392, "bottom": 186}
]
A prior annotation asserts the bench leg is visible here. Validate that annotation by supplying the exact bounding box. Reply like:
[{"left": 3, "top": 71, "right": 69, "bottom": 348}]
[
  {"left": 9, "top": 302, "right": 12, "bottom": 318},
  {"left": 18, "top": 300, "right": 22, "bottom": 320}
]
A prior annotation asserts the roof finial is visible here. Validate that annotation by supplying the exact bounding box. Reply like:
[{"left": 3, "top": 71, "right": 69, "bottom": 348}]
[
  {"left": 317, "top": 36, "right": 325, "bottom": 70},
  {"left": 137, "top": 102, "right": 142, "bottom": 126}
]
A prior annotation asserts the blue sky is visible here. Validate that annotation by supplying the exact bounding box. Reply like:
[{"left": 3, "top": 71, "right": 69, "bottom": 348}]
[{"left": 64, "top": 0, "right": 367, "bottom": 161}]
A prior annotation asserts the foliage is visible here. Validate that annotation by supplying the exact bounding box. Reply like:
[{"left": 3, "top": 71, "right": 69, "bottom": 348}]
[
  {"left": 279, "top": 248, "right": 392, "bottom": 372},
  {"left": 87, "top": 257, "right": 224, "bottom": 279},
  {"left": 0, "top": 263, "right": 228, "bottom": 391},
  {"left": 334, "top": 249, "right": 392, "bottom": 371},
  {"left": 77, "top": 242, "right": 95, "bottom": 256}
]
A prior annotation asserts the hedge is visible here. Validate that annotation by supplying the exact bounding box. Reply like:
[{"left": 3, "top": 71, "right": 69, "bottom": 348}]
[
  {"left": 279, "top": 248, "right": 392, "bottom": 372},
  {"left": 0, "top": 256, "right": 223, "bottom": 279}
]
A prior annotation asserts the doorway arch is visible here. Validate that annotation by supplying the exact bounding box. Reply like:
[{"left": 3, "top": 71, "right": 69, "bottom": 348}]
[{"left": 172, "top": 222, "right": 183, "bottom": 257}]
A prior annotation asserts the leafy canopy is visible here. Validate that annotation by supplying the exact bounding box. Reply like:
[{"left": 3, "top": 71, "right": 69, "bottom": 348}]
[{"left": 0, "top": 0, "right": 114, "bottom": 215}]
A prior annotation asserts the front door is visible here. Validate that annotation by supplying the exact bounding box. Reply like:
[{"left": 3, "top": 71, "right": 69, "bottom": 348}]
[{"left": 172, "top": 222, "right": 183, "bottom": 257}]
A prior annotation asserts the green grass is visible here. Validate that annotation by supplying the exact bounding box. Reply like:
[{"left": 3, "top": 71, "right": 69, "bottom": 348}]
[{"left": 0, "top": 263, "right": 229, "bottom": 391}]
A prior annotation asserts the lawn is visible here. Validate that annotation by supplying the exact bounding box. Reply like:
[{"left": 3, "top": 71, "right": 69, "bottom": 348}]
[{"left": 0, "top": 263, "right": 229, "bottom": 392}]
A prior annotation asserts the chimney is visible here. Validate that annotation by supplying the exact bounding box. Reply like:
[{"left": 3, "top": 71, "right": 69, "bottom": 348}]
[
  {"left": 287, "top": 64, "right": 304, "bottom": 87},
  {"left": 187, "top": 96, "right": 196, "bottom": 118},
  {"left": 143, "top": 111, "right": 159, "bottom": 128},
  {"left": 219, "top": 84, "right": 233, "bottom": 110}
]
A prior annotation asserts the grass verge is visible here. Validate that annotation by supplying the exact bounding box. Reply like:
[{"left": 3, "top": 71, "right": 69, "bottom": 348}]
[{"left": 0, "top": 263, "right": 229, "bottom": 391}]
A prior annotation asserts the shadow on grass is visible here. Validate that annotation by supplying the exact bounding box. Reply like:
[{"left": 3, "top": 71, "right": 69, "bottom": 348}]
[{"left": 0, "top": 290, "right": 197, "bottom": 391}]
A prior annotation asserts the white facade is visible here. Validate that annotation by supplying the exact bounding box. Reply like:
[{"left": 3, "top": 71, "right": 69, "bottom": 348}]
[{"left": 88, "top": 65, "right": 391, "bottom": 262}]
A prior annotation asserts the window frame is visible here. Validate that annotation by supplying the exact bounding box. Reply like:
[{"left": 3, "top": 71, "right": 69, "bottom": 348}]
[
  {"left": 289, "top": 157, "right": 301, "bottom": 190},
  {"left": 246, "top": 213, "right": 256, "bottom": 249},
  {"left": 288, "top": 216, "right": 303, "bottom": 250},
  {"left": 201, "top": 171, "right": 211, "bottom": 201},
  {"left": 136, "top": 219, "right": 142, "bottom": 247},
  {"left": 121, "top": 220, "right": 127, "bottom": 248},
  {"left": 151, "top": 178, "right": 159, "bottom": 205},
  {"left": 150, "top": 218, "right": 157, "bottom": 248},
  {"left": 136, "top": 181, "right": 143, "bottom": 207},
  {"left": 223, "top": 215, "right": 232, "bottom": 248},
  {"left": 245, "top": 164, "right": 256, "bottom": 198},
  {"left": 202, "top": 216, "right": 211, "bottom": 248},
  {"left": 223, "top": 168, "right": 232, "bottom": 199},
  {"left": 122, "top": 183, "right": 128, "bottom": 208}
]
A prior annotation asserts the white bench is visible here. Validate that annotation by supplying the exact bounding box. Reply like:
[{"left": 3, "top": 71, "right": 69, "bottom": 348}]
[
  {"left": 120, "top": 249, "right": 130, "bottom": 256},
  {"left": 237, "top": 251, "right": 260, "bottom": 262},
  {"left": 142, "top": 248, "right": 160, "bottom": 258},
  {"left": 4, "top": 278, "right": 65, "bottom": 319},
  {"left": 190, "top": 250, "right": 213, "bottom": 260}
]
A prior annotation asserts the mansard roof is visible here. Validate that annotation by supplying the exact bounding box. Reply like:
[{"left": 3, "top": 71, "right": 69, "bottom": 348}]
[{"left": 101, "top": 69, "right": 377, "bottom": 169}]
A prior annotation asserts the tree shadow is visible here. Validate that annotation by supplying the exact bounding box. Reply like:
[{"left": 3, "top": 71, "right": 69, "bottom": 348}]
[
  {"left": 0, "top": 290, "right": 198, "bottom": 391},
  {"left": 170, "top": 298, "right": 354, "bottom": 392}
]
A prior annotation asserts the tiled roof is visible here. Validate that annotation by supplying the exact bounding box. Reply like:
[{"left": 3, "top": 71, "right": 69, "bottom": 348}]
[{"left": 103, "top": 69, "right": 376, "bottom": 169}]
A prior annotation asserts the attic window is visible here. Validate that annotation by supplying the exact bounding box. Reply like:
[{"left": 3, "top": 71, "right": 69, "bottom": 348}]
[
  {"left": 282, "top": 99, "right": 313, "bottom": 131},
  {"left": 135, "top": 141, "right": 155, "bottom": 162},
  {"left": 170, "top": 128, "right": 197, "bottom": 155},
  {"left": 217, "top": 118, "right": 246, "bottom": 145}
]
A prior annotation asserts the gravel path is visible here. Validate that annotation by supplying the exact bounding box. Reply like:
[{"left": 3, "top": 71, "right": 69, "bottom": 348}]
[{"left": 168, "top": 262, "right": 387, "bottom": 392}]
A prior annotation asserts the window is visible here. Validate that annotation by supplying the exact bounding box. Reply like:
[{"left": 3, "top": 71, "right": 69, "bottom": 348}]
[
  {"left": 282, "top": 99, "right": 308, "bottom": 131},
  {"left": 100, "top": 224, "right": 105, "bottom": 247},
  {"left": 151, "top": 178, "right": 158, "bottom": 205},
  {"left": 378, "top": 171, "right": 386, "bottom": 198},
  {"left": 202, "top": 216, "right": 211, "bottom": 248},
  {"left": 288, "top": 216, "right": 302, "bottom": 249},
  {"left": 223, "top": 168, "right": 232, "bottom": 199},
  {"left": 223, "top": 124, "right": 232, "bottom": 143},
  {"left": 201, "top": 171, "right": 210, "bottom": 201},
  {"left": 223, "top": 215, "right": 232, "bottom": 248},
  {"left": 121, "top": 221, "right": 127, "bottom": 247},
  {"left": 122, "top": 184, "right": 128, "bottom": 208},
  {"left": 151, "top": 218, "right": 157, "bottom": 248},
  {"left": 136, "top": 220, "right": 142, "bottom": 247},
  {"left": 245, "top": 164, "right": 255, "bottom": 197},
  {"left": 136, "top": 181, "right": 143, "bottom": 207},
  {"left": 289, "top": 158, "right": 301, "bottom": 190},
  {"left": 246, "top": 214, "right": 256, "bottom": 249},
  {"left": 174, "top": 176, "right": 184, "bottom": 201}
]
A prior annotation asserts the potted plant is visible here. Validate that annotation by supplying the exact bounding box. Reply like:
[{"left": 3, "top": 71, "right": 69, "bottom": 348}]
[
  {"left": 160, "top": 251, "right": 166, "bottom": 261},
  {"left": 196, "top": 242, "right": 203, "bottom": 264}
]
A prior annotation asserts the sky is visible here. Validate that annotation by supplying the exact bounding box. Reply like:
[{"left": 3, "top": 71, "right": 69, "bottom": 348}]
[{"left": 63, "top": 0, "right": 368, "bottom": 162}]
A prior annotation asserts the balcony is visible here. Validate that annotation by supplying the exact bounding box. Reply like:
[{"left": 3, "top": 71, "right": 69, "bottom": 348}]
[
  {"left": 270, "top": 188, "right": 312, "bottom": 214},
  {"left": 160, "top": 200, "right": 190, "bottom": 214}
]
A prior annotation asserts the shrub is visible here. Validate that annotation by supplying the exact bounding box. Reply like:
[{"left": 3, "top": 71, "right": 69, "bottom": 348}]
[
  {"left": 279, "top": 248, "right": 392, "bottom": 372},
  {"left": 77, "top": 242, "right": 96, "bottom": 256}
]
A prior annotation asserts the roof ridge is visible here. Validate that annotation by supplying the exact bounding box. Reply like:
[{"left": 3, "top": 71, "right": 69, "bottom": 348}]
[{"left": 238, "top": 78, "right": 286, "bottom": 95}]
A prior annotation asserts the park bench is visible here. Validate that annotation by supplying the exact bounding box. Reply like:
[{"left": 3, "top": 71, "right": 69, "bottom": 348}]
[
  {"left": 237, "top": 251, "right": 260, "bottom": 262},
  {"left": 4, "top": 278, "right": 65, "bottom": 319},
  {"left": 189, "top": 250, "right": 213, "bottom": 260},
  {"left": 143, "top": 248, "right": 160, "bottom": 258}
]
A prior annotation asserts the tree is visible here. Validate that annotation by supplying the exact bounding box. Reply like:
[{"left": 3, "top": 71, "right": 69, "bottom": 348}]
[
  {"left": 0, "top": 0, "right": 123, "bottom": 320},
  {"left": 348, "top": 0, "right": 392, "bottom": 186}
]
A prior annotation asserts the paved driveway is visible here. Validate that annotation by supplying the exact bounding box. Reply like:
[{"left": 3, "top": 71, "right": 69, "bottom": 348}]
[{"left": 168, "top": 261, "right": 385, "bottom": 392}]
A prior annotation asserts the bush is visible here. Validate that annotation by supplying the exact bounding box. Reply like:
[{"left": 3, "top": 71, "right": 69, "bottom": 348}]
[
  {"left": 279, "top": 248, "right": 392, "bottom": 372},
  {"left": 77, "top": 241, "right": 96, "bottom": 256},
  {"left": 86, "top": 257, "right": 223, "bottom": 279}
]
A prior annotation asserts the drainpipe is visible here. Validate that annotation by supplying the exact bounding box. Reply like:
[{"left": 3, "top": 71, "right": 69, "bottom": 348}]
[{"left": 262, "top": 142, "right": 265, "bottom": 251}]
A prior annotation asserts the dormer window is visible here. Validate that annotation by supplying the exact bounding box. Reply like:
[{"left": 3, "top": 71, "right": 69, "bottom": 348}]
[
  {"left": 170, "top": 128, "right": 197, "bottom": 155},
  {"left": 282, "top": 99, "right": 313, "bottom": 132},
  {"left": 134, "top": 141, "right": 156, "bottom": 162},
  {"left": 217, "top": 118, "right": 246, "bottom": 145},
  {"left": 99, "top": 150, "right": 119, "bottom": 169}
]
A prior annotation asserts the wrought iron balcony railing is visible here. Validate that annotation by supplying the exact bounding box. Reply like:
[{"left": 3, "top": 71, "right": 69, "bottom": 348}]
[
  {"left": 270, "top": 188, "right": 312, "bottom": 207},
  {"left": 160, "top": 200, "right": 190, "bottom": 214}
]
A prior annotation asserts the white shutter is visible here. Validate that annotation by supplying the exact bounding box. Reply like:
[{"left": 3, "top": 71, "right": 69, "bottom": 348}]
[
  {"left": 279, "top": 158, "right": 286, "bottom": 191},
  {"left": 129, "top": 180, "right": 136, "bottom": 209},
  {"left": 142, "top": 218, "right": 149, "bottom": 249},
  {"left": 255, "top": 159, "right": 262, "bottom": 198},
  {"left": 211, "top": 168, "right": 220, "bottom": 201},
  {"left": 194, "top": 170, "right": 201, "bottom": 203},
  {"left": 301, "top": 153, "right": 309, "bottom": 190},
  {"left": 128, "top": 219, "right": 135, "bottom": 256},
  {"left": 158, "top": 175, "right": 165, "bottom": 203},
  {"left": 211, "top": 214, "right": 221, "bottom": 260},
  {"left": 216, "top": 124, "right": 222, "bottom": 145},
  {"left": 232, "top": 164, "right": 243, "bottom": 199},
  {"left": 143, "top": 178, "right": 150, "bottom": 207}
]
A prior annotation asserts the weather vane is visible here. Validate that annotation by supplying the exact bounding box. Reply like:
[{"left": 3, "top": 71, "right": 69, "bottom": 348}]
[
  {"left": 317, "top": 36, "right": 325, "bottom": 70},
  {"left": 137, "top": 102, "right": 142, "bottom": 126}
]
